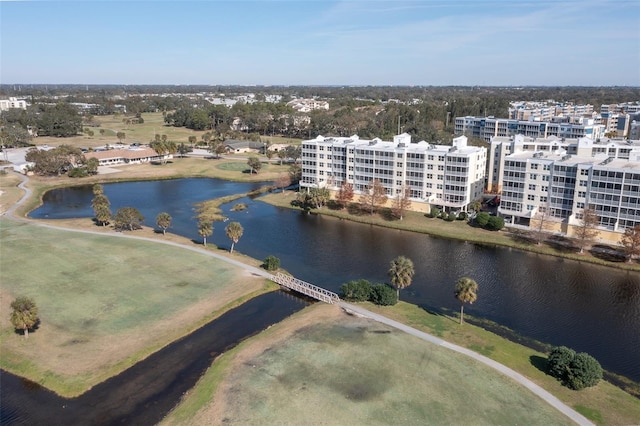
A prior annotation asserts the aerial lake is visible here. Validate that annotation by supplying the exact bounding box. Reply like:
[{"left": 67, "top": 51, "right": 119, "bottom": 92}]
[{"left": 30, "top": 177, "right": 640, "bottom": 382}]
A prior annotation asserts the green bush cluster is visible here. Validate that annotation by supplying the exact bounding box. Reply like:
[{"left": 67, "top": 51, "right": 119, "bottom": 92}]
[
  {"left": 262, "top": 255, "right": 280, "bottom": 271},
  {"left": 340, "top": 279, "right": 397, "bottom": 306},
  {"left": 546, "top": 346, "right": 603, "bottom": 390},
  {"left": 474, "top": 212, "right": 505, "bottom": 231}
]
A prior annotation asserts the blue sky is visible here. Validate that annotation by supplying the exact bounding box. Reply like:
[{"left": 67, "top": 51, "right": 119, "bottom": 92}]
[{"left": 2, "top": 0, "right": 639, "bottom": 86}]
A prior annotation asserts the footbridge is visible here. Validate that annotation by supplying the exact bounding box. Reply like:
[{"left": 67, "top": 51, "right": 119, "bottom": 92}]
[{"left": 271, "top": 272, "right": 340, "bottom": 304}]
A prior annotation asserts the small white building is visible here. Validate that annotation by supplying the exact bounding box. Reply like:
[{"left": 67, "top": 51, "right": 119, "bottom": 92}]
[
  {"left": 84, "top": 147, "right": 169, "bottom": 166},
  {"left": 0, "top": 97, "right": 27, "bottom": 111}
]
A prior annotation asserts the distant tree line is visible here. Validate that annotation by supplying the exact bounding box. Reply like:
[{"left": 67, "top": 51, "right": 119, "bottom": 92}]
[{"left": 4, "top": 86, "right": 637, "bottom": 147}]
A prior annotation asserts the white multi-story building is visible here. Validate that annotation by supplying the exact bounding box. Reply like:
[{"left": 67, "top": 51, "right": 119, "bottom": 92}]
[
  {"left": 600, "top": 102, "right": 640, "bottom": 115},
  {"left": 287, "top": 98, "right": 329, "bottom": 113},
  {"left": 301, "top": 133, "right": 486, "bottom": 213},
  {"left": 487, "top": 135, "right": 640, "bottom": 193},
  {"left": 509, "top": 101, "right": 594, "bottom": 121},
  {"left": 497, "top": 145, "right": 640, "bottom": 240},
  {"left": 454, "top": 116, "right": 605, "bottom": 142},
  {"left": 0, "top": 97, "right": 27, "bottom": 111}
]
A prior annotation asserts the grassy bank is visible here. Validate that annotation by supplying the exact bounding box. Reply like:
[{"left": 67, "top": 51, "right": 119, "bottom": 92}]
[
  {"left": 259, "top": 191, "right": 640, "bottom": 272},
  {"left": 0, "top": 218, "right": 276, "bottom": 397}
]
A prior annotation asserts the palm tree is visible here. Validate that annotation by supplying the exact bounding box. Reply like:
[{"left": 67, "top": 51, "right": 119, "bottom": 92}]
[
  {"left": 388, "top": 256, "right": 415, "bottom": 300},
  {"left": 10, "top": 296, "right": 39, "bottom": 339},
  {"left": 454, "top": 277, "right": 478, "bottom": 324},
  {"left": 225, "top": 221, "right": 244, "bottom": 253},
  {"left": 156, "top": 212, "right": 172, "bottom": 235},
  {"left": 198, "top": 220, "right": 213, "bottom": 246}
]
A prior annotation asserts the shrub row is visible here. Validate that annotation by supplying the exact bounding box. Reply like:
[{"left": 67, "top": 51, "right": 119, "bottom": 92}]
[
  {"left": 425, "top": 208, "right": 468, "bottom": 222},
  {"left": 474, "top": 212, "right": 505, "bottom": 231},
  {"left": 340, "top": 279, "right": 397, "bottom": 306}
]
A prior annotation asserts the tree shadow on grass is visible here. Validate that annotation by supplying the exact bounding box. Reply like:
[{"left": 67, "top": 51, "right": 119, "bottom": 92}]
[
  {"left": 508, "top": 229, "right": 535, "bottom": 245},
  {"left": 530, "top": 355, "right": 548, "bottom": 374},
  {"left": 590, "top": 245, "right": 627, "bottom": 262},
  {"left": 13, "top": 318, "right": 41, "bottom": 337},
  {"left": 420, "top": 305, "right": 459, "bottom": 323},
  {"left": 347, "top": 204, "right": 367, "bottom": 216},
  {"left": 379, "top": 208, "right": 397, "bottom": 222}
]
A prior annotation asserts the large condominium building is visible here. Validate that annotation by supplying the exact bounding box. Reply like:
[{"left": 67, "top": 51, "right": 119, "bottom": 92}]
[
  {"left": 455, "top": 116, "right": 605, "bottom": 142},
  {"left": 497, "top": 144, "right": 640, "bottom": 240},
  {"left": 487, "top": 135, "right": 640, "bottom": 192},
  {"left": 301, "top": 134, "right": 486, "bottom": 213}
]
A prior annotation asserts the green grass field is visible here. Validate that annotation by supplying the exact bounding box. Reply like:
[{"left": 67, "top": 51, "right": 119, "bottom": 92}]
[
  {"left": 163, "top": 304, "right": 574, "bottom": 425},
  {"left": 165, "top": 303, "right": 640, "bottom": 426},
  {"left": 0, "top": 219, "right": 269, "bottom": 396},
  {"left": 34, "top": 112, "right": 302, "bottom": 150}
]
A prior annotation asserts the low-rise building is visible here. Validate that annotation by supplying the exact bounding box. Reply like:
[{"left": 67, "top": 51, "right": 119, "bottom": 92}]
[
  {"left": 84, "top": 147, "right": 169, "bottom": 166},
  {"left": 0, "top": 97, "right": 27, "bottom": 111}
]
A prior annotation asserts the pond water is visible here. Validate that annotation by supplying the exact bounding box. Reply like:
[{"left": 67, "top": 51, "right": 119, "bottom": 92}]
[
  {"left": 0, "top": 291, "right": 308, "bottom": 425},
  {"left": 29, "top": 178, "right": 640, "bottom": 382}
]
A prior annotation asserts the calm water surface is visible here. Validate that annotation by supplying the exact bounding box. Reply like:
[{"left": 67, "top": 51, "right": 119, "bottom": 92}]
[{"left": 30, "top": 178, "right": 640, "bottom": 382}]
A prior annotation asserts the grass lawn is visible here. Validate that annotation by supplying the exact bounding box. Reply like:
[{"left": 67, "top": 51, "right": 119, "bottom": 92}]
[
  {"left": 163, "top": 304, "right": 575, "bottom": 426},
  {"left": 164, "top": 303, "right": 640, "bottom": 426},
  {"left": 0, "top": 171, "right": 24, "bottom": 214},
  {"left": 362, "top": 302, "right": 640, "bottom": 426},
  {"left": 0, "top": 218, "right": 273, "bottom": 396},
  {"left": 33, "top": 112, "right": 301, "bottom": 150}
]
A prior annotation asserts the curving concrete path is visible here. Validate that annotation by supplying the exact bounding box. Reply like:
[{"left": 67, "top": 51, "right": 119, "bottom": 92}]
[
  {"left": 3, "top": 171, "right": 593, "bottom": 426},
  {"left": 338, "top": 302, "right": 593, "bottom": 426}
]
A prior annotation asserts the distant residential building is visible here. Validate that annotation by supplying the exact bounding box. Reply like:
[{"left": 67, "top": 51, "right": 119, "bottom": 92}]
[
  {"left": 0, "top": 97, "right": 27, "bottom": 111},
  {"left": 509, "top": 101, "right": 594, "bottom": 121},
  {"left": 224, "top": 140, "right": 265, "bottom": 154},
  {"left": 84, "top": 147, "right": 169, "bottom": 166},
  {"left": 600, "top": 102, "right": 640, "bottom": 115},
  {"left": 287, "top": 98, "right": 329, "bottom": 113},
  {"left": 455, "top": 116, "right": 605, "bottom": 142},
  {"left": 301, "top": 133, "right": 486, "bottom": 213}
]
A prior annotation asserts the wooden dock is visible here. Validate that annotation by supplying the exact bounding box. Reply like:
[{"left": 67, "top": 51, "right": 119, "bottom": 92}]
[{"left": 271, "top": 272, "right": 340, "bottom": 304}]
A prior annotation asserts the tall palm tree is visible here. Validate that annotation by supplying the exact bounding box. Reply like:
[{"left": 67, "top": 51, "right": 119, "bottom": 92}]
[
  {"left": 454, "top": 277, "right": 478, "bottom": 324},
  {"left": 225, "top": 221, "right": 244, "bottom": 253},
  {"left": 198, "top": 220, "right": 213, "bottom": 246},
  {"left": 10, "top": 296, "right": 39, "bottom": 339},
  {"left": 388, "top": 256, "right": 415, "bottom": 300}
]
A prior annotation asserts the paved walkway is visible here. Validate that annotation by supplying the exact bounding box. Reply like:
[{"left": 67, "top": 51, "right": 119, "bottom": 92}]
[
  {"left": 3, "top": 172, "right": 593, "bottom": 426},
  {"left": 339, "top": 302, "right": 593, "bottom": 426}
]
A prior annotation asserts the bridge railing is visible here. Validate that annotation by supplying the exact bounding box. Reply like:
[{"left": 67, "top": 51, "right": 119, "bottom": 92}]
[{"left": 272, "top": 272, "right": 340, "bottom": 304}]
